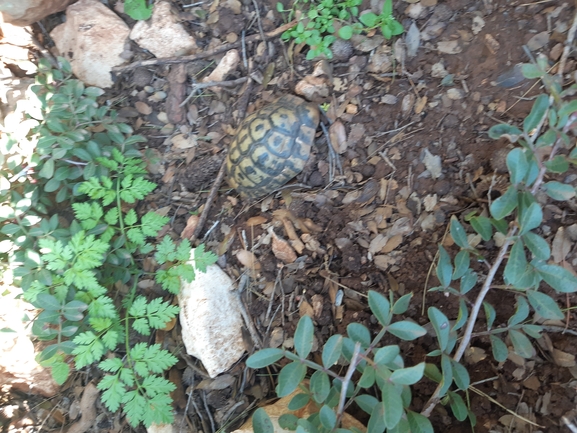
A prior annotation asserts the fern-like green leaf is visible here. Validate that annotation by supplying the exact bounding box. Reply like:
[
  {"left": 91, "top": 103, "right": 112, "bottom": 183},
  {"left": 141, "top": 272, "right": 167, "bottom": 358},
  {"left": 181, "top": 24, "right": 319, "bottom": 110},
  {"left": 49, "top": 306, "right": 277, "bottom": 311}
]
[
  {"left": 69, "top": 232, "right": 109, "bottom": 270},
  {"left": 155, "top": 268, "right": 181, "bottom": 294},
  {"left": 141, "top": 212, "right": 169, "bottom": 236},
  {"left": 127, "top": 227, "right": 145, "bottom": 246},
  {"left": 142, "top": 392, "right": 175, "bottom": 427},
  {"left": 147, "top": 298, "right": 179, "bottom": 330},
  {"left": 122, "top": 390, "right": 146, "bottom": 427},
  {"left": 39, "top": 238, "right": 72, "bottom": 270},
  {"left": 120, "top": 367, "right": 135, "bottom": 387},
  {"left": 132, "top": 318, "right": 151, "bottom": 336},
  {"left": 155, "top": 236, "right": 177, "bottom": 264},
  {"left": 73, "top": 202, "right": 103, "bottom": 229},
  {"left": 98, "top": 375, "right": 126, "bottom": 412},
  {"left": 100, "top": 358, "right": 123, "bottom": 373},
  {"left": 120, "top": 176, "right": 156, "bottom": 203},
  {"left": 124, "top": 209, "right": 137, "bottom": 226},
  {"left": 130, "top": 343, "right": 178, "bottom": 374},
  {"left": 102, "top": 329, "right": 120, "bottom": 350},
  {"left": 73, "top": 331, "right": 104, "bottom": 368},
  {"left": 194, "top": 244, "right": 218, "bottom": 272},
  {"left": 88, "top": 295, "right": 118, "bottom": 319},
  {"left": 104, "top": 208, "right": 119, "bottom": 225},
  {"left": 89, "top": 317, "right": 113, "bottom": 332},
  {"left": 176, "top": 239, "right": 192, "bottom": 262}
]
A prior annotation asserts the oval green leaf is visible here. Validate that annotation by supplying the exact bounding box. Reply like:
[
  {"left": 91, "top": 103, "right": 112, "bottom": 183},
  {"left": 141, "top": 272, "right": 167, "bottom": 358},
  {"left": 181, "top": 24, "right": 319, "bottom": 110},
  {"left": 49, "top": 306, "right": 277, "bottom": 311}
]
[
  {"left": 322, "top": 334, "right": 343, "bottom": 367},
  {"left": 253, "top": 408, "right": 275, "bottom": 433},
  {"left": 526, "top": 290, "right": 563, "bottom": 320},
  {"left": 368, "top": 290, "right": 390, "bottom": 326},
  {"left": 246, "top": 348, "right": 284, "bottom": 368},
  {"left": 276, "top": 361, "right": 307, "bottom": 397},
  {"left": 294, "top": 315, "right": 314, "bottom": 358},
  {"left": 387, "top": 321, "right": 427, "bottom": 341}
]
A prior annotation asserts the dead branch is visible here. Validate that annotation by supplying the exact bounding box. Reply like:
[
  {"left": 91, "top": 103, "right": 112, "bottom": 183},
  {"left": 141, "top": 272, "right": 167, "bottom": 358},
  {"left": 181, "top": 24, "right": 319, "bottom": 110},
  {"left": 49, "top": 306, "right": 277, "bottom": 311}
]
[{"left": 113, "top": 20, "right": 297, "bottom": 74}]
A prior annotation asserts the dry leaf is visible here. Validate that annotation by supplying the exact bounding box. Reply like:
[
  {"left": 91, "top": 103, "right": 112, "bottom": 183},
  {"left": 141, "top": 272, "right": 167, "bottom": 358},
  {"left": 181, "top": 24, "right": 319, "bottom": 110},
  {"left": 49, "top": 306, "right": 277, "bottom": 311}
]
[
  {"left": 369, "top": 234, "right": 389, "bottom": 255},
  {"left": 382, "top": 234, "right": 403, "bottom": 253},
  {"left": 374, "top": 255, "right": 395, "bottom": 271},
  {"left": 437, "top": 40, "right": 462, "bottom": 54},
  {"left": 552, "top": 227, "right": 572, "bottom": 263},
  {"left": 464, "top": 346, "right": 487, "bottom": 364},
  {"left": 181, "top": 215, "right": 200, "bottom": 239},
  {"left": 329, "top": 120, "right": 347, "bottom": 154},
  {"left": 171, "top": 134, "right": 198, "bottom": 149},
  {"left": 236, "top": 250, "right": 261, "bottom": 270},
  {"left": 484, "top": 34, "right": 500, "bottom": 54},
  {"left": 522, "top": 375, "right": 541, "bottom": 391},
  {"left": 299, "top": 300, "right": 314, "bottom": 318},
  {"left": 414, "top": 96, "right": 427, "bottom": 114},
  {"left": 301, "top": 234, "right": 325, "bottom": 255},
  {"left": 269, "top": 229, "right": 297, "bottom": 263},
  {"left": 311, "top": 294, "right": 324, "bottom": 320},
  {"left": 161, "top": 165, "right": 176, "bottom": 183},
  {"left": 295, "top": 76, "right": 329, "bottom": 99},
  {"left": 246, "top": 216, "right": 267, "bottom": 227},
  {"left": 423, "top": 194, "right": 438, "bottom": 212},
  {"left": 553, "top": 349, "right": 576, "bottom": 367}
]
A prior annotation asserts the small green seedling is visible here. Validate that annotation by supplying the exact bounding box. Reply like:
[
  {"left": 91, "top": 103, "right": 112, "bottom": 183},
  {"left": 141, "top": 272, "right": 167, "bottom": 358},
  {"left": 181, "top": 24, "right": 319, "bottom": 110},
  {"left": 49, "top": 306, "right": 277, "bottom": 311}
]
[
  {"left": 124, "top": 0, "right": 153, "bottom": 20},
  {"left": 359, "top": 0, "right": 404, "bottom": 39},
  {"left": 278, "top": 0, "right": 403, "bottom": 59}
]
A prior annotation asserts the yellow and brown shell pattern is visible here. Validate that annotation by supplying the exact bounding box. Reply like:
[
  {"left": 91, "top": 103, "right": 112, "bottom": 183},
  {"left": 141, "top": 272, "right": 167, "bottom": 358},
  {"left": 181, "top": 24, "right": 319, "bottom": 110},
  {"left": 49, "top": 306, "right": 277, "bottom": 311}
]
[{"left": 226, "top": 95, "right": 320, "bottom": 199}]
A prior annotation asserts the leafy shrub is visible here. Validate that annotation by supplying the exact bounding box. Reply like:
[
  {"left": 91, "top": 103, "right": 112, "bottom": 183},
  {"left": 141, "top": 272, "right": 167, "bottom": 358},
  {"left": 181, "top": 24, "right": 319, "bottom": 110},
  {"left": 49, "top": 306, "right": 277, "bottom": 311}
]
[
  {"left": 246, "top": 54, "right": 577, "bottom": 431},
  {"left": 247, "top": 291, "right": 435, "bottom": 433},
  {"left": 0, "top": 58, "right": 216, "bottom": 427}
]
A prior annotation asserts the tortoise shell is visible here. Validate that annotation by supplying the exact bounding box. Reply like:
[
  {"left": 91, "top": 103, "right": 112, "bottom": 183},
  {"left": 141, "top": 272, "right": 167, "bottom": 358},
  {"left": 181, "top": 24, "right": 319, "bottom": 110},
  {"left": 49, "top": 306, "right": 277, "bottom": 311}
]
[{"left": 226, "top": 95, "right": 320, "bottom": 199}]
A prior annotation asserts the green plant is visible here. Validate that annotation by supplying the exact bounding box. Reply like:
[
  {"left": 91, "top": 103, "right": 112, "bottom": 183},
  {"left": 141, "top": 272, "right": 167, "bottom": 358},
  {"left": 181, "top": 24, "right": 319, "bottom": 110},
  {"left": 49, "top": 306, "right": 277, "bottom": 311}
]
[
  {"left": 0, "top": 58, "right": 217, "bottom": 427},
  {"left": 124, "top": 0, "right": 153, "bottom": 20},
  {"left": 358, "top": 0, "right": 403, "bottom": 39},
  {"left": 247, "top": 291, "right": 436, "bottom": 433},
  {"left": 277, "top": 0, "right": 402, "bottom": 60},
  {"left": 420, "top": 53, "right": 577, "bottom": 416},
  {"left": 246, "top": 54, "right": 577, "bottom": 431}
]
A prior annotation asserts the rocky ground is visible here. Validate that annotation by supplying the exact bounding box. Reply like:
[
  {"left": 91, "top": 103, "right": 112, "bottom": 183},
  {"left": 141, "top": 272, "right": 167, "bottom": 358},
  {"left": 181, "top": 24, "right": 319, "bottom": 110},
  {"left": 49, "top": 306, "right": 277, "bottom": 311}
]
[{"left": 2, "top": 0, "right": 577, "bottom": 432}]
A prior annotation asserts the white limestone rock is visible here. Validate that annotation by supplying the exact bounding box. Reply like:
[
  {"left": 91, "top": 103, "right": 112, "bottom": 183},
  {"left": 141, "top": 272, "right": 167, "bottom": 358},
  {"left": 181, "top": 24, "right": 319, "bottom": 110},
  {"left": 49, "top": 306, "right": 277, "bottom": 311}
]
[
  {"left": 130, "top": 1, "right": 197, "bottom": 58},
  {"left": 179, "top": 249, "right": 245, "bottom": 378},
  {"left": 0, "top": 0, "right": 75, "bottom": 26},
  {"left": 50, "top": 0, "right": 130, "bottom": 88}
]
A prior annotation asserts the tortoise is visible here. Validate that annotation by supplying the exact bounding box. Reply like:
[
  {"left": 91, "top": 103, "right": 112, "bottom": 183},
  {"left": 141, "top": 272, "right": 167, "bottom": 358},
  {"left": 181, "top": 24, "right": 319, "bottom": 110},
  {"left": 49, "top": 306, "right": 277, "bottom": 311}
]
[{"left": 226, "top": 95, "right": 320, "bottom": 199}]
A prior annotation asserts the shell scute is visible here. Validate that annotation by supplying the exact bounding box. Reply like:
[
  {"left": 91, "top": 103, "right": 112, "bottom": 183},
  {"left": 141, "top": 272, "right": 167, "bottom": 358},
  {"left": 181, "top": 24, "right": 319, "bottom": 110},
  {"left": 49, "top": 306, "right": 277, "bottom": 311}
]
[{"left": 226, "top": 95, "right": 320, "bottom": 199}]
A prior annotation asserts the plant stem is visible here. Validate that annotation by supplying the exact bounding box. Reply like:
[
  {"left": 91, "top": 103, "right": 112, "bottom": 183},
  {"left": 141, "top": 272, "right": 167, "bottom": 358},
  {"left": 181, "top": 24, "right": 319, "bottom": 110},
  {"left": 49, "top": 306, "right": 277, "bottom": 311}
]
[
  {"left": 335, "top": 342, "right": 361, "bottom": 426},
  {"left": 420, "top": 226, "right": 515, "bottom": 417}
]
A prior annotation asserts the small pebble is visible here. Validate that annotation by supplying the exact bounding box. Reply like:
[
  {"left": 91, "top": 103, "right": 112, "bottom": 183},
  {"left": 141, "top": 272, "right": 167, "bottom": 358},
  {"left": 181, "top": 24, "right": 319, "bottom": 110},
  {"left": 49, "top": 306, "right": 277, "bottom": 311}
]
[
  {"left": 361, "top": 164, "right": 376, "bottom": 178},
  {"left": 373, "top": 160, "right": 392, "bottom": 179},
  {"left": 434, "top": 179, "right": 451, "bottom": 195},
  {"left": 446, "top": 88, "right": 464, "bottom": 100},
  {"left": 442, "top": 114, "right": 459, "bottom": 128},
  {"left": 527, "top": 31, "right": 549, "bottom": 51},
  {"left": 431, "top": 62, "right": 448, "bottom": 78},
  {"left": 381, "top": 94, "right": 398, "bottom": 104}
]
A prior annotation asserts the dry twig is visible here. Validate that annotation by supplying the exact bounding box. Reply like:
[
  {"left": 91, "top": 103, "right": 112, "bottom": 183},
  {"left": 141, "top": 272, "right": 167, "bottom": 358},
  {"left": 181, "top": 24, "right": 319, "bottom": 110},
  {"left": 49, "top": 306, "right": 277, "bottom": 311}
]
[{"left": 112, "top": 21, "right": 297, "bottom": 74}]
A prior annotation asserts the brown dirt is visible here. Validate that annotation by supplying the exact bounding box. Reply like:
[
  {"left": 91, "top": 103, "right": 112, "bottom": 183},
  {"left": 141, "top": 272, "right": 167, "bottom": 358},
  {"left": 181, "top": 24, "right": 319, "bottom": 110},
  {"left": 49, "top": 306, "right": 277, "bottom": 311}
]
[{"left": 2, "top": 0, "right": 577, "bottom": 432}]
